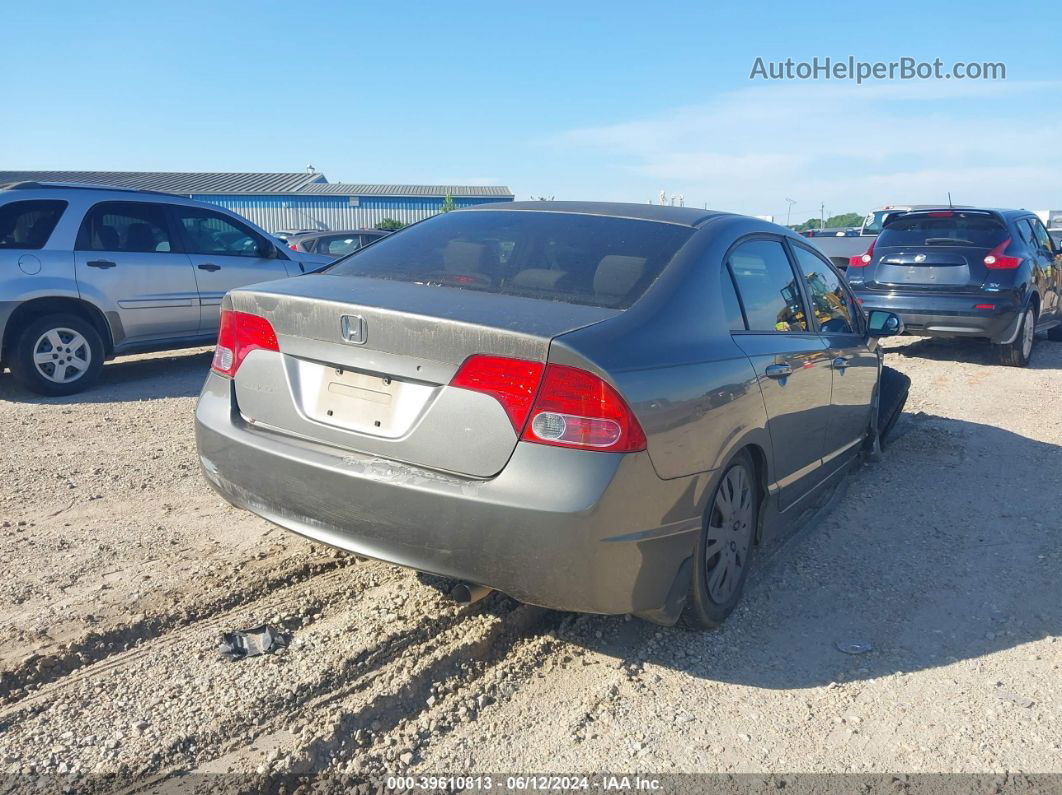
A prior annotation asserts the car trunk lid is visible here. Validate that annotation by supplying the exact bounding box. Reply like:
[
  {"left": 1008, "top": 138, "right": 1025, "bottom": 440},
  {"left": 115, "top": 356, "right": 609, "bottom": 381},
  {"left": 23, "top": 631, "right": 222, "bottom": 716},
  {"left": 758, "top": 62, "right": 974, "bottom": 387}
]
[
  {"left": 226, "top": 274, "right": 619, "bottom": 478},
  {"left": 866, "top": 245, "right": 989, "bottom": 291}
]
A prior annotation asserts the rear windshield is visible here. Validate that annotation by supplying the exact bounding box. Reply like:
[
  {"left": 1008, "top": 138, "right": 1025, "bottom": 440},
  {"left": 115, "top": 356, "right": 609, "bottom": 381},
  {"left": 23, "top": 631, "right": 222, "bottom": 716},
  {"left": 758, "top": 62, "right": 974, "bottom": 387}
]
[
  {"left": 0, "top": 200, "right": 67, "bottom": 249},
  {"left": 877, "top": 213, "right": 1008, "bottom": 248},
  {"left": 324, "top": 210, "right": 695, "bottom": 308}
]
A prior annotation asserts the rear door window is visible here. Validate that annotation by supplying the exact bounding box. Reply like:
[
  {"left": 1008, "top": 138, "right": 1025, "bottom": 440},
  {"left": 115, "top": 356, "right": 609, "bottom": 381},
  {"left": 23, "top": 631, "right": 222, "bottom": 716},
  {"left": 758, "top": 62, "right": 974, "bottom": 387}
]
[
  {"left": 727, "top": 239, "right": 809, "bottom": 332},
  {"left": 877, "top": 213, "right": 1008, "bottom": 248},
  {"left": 791, "top": 245, "right": 858, "bottom": 334},
  {"left": 0, "top": 200, "right": 67, "bottom": 249},
  {"left": 325, "top": 210, "right": 695, "bottom": 309},
  {"left": 76, "top": 201, "right": 174, "bottom": 253},
  {"left": 176, "top": 207, "right": 267, "bottom": 258}
]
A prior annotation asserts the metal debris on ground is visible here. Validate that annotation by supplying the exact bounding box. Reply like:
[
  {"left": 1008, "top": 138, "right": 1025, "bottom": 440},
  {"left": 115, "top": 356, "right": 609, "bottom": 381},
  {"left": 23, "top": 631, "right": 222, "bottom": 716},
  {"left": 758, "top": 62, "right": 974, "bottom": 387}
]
[
  {"left": 218, "top": 624, "right": 290, "bottom": 660},
  {"left": 835, "top": 640, "right": 873, "bottom": 655}
]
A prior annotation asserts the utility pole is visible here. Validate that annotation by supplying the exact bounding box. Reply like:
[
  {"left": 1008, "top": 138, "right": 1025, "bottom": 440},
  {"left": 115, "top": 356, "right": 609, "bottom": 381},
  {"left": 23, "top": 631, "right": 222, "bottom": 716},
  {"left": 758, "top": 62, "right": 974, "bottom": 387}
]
[
  {"left": 820, "top": 203, "right": 825, "bottom": 230},
  {"left": 785, "top": 197, "right": 796, "bottom": 227}
]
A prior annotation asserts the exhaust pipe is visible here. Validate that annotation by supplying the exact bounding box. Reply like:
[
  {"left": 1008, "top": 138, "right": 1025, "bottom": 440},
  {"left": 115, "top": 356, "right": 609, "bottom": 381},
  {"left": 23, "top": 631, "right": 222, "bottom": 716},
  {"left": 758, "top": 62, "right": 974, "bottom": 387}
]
[{"left": 450, "top": 582, "right": 493, "bottom": 605}]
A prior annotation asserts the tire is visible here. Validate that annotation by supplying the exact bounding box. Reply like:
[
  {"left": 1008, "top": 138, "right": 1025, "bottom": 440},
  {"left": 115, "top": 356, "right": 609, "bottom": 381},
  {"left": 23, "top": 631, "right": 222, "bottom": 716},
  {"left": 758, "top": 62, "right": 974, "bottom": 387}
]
[
  {"left": 876, "top": 366, "right": 910, "bottom": 450},
  {"left": 679, "top": 450, "right": 758, "bottom": 630},
  {"left": 994, "top": 306, "right": 1036, "bottom": 367},
  {"left": 10, "top": 314, "right": 104, "bottom": 396}
]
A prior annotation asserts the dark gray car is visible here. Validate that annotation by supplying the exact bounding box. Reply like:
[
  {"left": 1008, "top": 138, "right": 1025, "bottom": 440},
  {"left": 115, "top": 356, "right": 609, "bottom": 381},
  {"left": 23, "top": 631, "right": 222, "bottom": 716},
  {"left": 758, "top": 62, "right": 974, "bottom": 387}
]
[{"left": 195, "top": 203, "right": 903, "bottom": 627}]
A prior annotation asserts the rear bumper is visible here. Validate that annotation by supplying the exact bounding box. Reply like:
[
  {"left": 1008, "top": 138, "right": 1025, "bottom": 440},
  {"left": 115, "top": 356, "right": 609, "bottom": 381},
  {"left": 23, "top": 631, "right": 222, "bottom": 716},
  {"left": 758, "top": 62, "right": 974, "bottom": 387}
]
[
  {"left": 194, "top": 372, "right": 707, "bottom": 622},
  {"left": 854, "top": 290, "right": 1022, "bottom": 342}
]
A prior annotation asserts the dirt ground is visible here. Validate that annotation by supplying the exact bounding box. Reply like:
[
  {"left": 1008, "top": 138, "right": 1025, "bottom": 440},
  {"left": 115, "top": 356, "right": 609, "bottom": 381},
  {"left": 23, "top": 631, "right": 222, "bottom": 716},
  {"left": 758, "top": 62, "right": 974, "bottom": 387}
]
[{"left": 0, "top": 335, "right": 1059, "bottom": 788}]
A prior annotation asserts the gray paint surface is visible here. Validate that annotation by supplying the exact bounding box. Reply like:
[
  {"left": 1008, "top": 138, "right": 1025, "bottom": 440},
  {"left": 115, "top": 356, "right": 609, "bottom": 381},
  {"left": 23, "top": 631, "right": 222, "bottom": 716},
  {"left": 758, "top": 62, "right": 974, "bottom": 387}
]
[{"left": 195, "top": 203, "right": 886, "bottom": 622}]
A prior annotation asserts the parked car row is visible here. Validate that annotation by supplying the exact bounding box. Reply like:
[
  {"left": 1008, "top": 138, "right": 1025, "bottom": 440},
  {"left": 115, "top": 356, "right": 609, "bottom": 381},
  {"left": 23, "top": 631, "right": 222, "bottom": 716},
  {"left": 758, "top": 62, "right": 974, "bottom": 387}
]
[{"left": 5, "top": 189, "right": 1057, "bottom": 629}]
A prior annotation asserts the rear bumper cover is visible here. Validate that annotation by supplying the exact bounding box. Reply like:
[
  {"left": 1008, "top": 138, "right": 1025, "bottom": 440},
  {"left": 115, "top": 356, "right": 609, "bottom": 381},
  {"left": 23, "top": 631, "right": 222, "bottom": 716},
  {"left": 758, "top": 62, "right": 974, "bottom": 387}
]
[
  {"left": 194, "top": 372, "right": 707, "bottom": 622},
  {"left": 854, "top": 290, "right": 1021, "bottom": 342}
]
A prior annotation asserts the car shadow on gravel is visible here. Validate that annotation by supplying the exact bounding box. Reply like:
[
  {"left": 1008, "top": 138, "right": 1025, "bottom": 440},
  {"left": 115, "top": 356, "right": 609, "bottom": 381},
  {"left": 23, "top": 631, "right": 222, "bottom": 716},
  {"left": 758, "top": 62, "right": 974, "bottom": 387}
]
[
  {"left": 0, "top": 349, "right": 212, "bottom": 404},
  {"left": 573, "top": 414, "right": 1061, "bottom": 690},
  {"left": 884, "top": 335, "right": 1062, "bottom": 369}
]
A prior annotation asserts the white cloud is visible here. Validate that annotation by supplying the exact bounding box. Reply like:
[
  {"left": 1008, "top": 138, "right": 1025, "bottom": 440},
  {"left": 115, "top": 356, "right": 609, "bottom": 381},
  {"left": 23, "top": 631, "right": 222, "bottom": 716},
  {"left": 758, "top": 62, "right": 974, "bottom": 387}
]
[{"left": 546, "top": 81, "right": 1062, "bottom": 216}]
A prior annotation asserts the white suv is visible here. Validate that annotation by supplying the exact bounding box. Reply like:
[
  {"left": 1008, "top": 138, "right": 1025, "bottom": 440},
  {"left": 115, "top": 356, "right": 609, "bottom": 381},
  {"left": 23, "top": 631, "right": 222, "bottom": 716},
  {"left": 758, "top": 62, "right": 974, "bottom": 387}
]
[{"left": 0, "top": 182, "right": 333, "bottom": 395}]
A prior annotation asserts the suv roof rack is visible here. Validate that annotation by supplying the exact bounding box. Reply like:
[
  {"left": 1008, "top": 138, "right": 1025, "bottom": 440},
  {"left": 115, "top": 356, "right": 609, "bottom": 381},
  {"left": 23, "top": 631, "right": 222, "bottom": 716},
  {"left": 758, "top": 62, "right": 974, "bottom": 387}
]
[{"left": 0, "top": 181, "right": 177, "bottom": 197}]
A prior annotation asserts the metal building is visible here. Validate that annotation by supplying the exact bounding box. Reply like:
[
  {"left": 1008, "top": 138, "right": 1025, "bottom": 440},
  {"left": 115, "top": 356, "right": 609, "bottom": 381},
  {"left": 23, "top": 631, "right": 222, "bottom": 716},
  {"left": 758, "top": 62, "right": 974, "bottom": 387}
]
[{"left": 0, "top": 170, "right": 514, "bottom": 231}]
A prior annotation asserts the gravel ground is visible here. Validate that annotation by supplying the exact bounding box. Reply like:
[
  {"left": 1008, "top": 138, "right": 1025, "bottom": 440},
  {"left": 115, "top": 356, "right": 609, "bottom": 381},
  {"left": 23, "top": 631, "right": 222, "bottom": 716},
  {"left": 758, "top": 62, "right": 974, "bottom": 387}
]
[{"left": 0, "top": 336, "right": 1059, "bottom": 788}]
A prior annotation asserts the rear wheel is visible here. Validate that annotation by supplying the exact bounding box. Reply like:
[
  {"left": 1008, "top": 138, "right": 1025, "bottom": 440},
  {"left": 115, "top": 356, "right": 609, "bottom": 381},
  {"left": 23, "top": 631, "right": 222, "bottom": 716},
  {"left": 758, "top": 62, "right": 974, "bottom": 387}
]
[
  {"left": 680, "top": 450, "right": 757, "bottom": 630},
  {"left": 11, "top": 314, "right": 104, "bottom": 396},
  {"left": 994, "top": 306, "right": 1036, "bottom": 367}
]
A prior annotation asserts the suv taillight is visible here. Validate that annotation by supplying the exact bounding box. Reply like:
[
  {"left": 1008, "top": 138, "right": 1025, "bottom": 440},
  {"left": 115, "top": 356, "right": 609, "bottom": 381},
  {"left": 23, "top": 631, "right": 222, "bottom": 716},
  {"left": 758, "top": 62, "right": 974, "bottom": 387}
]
[
  {"left": 211, "top": 309, "right": 280, "bottom": 377},
  {"left": 848, "top": 239, "right": 876, "bottom": 268},
  {"left": 983, "top": 238, "right": 1022, "bottom": 269},
  {"left": 449, "top": 356, "right": 647, "bottom": 452}
]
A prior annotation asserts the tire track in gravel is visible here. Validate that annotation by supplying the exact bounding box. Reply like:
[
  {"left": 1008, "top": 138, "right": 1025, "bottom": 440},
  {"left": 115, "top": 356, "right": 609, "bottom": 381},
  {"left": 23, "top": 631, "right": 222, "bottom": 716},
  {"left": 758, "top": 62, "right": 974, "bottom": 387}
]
[
  {"left": 0, "top": 551, "right": 356, "bottom": 703},
  {"left": 0, "top": 562, "right": 559, "bottom": 786},
  {"left": 0, "top": 560, "right": 397, "bottom": 726}
]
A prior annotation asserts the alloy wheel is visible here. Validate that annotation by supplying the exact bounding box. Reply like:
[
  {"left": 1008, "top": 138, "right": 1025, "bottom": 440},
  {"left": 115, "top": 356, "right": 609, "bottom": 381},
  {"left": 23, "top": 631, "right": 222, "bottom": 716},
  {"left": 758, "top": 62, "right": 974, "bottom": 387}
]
[
  {"left": 32, "top": 328, "right": 92, "bottom": 384},
  {"left": 1021, "top": 308, "right": 1035, "bottom": 359}
]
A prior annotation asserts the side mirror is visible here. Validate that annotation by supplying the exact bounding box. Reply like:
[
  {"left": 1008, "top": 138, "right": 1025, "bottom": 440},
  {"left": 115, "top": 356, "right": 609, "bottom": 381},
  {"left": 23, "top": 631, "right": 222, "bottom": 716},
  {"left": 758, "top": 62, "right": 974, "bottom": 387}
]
[{"left": 867, "top": 310, "right": 903, "bottom": 337}]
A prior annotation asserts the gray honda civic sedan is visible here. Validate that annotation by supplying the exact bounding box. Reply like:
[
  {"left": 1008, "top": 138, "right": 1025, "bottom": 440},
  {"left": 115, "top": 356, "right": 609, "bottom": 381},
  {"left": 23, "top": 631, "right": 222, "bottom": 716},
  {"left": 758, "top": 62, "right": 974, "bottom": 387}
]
[{"left": 195, "top": 202, "right": 904, "bottom": 628}]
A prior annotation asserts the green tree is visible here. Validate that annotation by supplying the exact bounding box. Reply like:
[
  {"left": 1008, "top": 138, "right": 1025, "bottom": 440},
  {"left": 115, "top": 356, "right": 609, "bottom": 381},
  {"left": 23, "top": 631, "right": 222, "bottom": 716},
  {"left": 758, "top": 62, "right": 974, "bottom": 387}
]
[
  {"left": 793, "top": 212, "right": 863, "bottom": 232},
  {"left": 376, "top": 218, "right": 405, "bottom": 231},
  {"left": 440, "top": 193, "right": 457, "bottom": 213}
]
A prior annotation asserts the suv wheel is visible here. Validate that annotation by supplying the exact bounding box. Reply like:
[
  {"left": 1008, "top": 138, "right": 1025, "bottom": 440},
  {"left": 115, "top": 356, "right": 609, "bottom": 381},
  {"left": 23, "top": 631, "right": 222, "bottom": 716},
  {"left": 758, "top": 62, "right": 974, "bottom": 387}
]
[
  {"left": 11, "top": 314, "right": 104, "bottom": 396},
  {"left": 994, "top": 306, "right": 1036, "bottom": 367},
  {"left": 680, "top": 450, "right": 758, "bottom": 630}
]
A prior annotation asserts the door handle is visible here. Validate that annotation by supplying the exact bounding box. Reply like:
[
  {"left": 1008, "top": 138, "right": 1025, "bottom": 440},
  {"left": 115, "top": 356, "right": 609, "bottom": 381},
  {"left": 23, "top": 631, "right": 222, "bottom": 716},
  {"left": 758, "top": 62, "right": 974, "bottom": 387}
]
[
  {"left": 765, "top": 363, "right": 793, "bottom": 378},
  {"left": 197, "top": 263, "right": 222, "bottom": 272},
  {"left": 832, "top": 356, "right": 850, "bottom": 370},
  {"left": 87, "top": 260, "right": 117, "bottom": 269}
]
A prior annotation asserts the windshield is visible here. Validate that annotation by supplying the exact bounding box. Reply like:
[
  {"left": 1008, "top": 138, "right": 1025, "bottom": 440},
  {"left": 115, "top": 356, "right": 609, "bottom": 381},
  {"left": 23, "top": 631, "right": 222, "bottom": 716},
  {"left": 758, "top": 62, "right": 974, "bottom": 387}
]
[
  {"left": 877, "top": 213, "right": 1008, "bottom": 248},
  {"left": 324, "top": 210, "right": 695, "bottom": 308}
]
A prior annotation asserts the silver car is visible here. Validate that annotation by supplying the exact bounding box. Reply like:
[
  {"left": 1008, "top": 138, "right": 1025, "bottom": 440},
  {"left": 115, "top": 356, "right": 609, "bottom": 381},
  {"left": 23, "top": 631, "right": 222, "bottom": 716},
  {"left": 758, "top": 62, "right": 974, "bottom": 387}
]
[
  {"left": 0, "top": 182, "right": 332, "bottom": 395},
  {"left": 286, "top": 229, "right": 390, "bottom": 258},
  {"left": 195, "top": 202, "right": 904, "bottom": 627}
]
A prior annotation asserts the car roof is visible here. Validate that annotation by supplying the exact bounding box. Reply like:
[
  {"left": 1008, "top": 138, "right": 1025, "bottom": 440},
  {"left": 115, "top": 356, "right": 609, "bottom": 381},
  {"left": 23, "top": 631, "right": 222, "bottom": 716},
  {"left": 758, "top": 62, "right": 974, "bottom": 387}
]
[
  {"left": 892, "top": 206, "right": 1034, "bottom": 220},
  {"left": 291, "top": 229, "right": 386, "bottom": 238},
  {"left": 460, "top": 200, "right": 730, "bottom": 227}
]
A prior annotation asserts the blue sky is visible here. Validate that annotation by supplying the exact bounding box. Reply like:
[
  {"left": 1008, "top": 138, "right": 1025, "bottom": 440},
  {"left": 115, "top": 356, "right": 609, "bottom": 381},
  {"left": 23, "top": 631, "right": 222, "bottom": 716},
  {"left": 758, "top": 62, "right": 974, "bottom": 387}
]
[{"left": 6, "top": 1, "right": 1060, "bottom": 221}]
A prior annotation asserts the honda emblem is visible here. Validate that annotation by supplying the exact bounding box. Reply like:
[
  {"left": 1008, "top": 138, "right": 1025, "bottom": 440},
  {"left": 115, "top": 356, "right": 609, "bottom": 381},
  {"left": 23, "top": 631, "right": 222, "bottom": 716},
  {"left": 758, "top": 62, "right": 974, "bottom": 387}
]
[{"left": 340, "top": 315, "right": 367, "bottom": 345}]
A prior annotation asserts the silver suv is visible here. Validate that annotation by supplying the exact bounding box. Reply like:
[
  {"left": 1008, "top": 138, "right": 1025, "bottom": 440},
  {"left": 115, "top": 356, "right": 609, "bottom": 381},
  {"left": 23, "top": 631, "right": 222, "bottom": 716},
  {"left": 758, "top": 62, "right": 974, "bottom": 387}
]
[{"left": 0, "top": 182, "right": 332, "bottom": 395}]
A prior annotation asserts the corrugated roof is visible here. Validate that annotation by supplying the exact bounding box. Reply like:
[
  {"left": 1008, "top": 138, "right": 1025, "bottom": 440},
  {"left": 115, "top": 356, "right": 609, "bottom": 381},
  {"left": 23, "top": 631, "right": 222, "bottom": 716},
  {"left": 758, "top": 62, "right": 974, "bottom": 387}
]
[
  {"left": 298, "top": 183, "right": 514, "bottom": 198},
  {"left": 0, "top": 171, "right": 513, "bottom": 198},
  {"left": 0, "top": 171, "right": 324, "bottom": 194}
]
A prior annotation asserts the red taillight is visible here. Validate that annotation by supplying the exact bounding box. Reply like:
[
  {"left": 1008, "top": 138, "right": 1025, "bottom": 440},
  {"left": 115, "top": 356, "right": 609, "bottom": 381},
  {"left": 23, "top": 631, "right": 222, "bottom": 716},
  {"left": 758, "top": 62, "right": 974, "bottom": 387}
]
[
  {"left": 983, "top": 238, "right": 1022, "bottom": 269},
  {"left": 928, "top": 211, "right": 954, "bottom": 218},
  {"left": 449, "top": 356, "right": 647, "bottom": 452},
  {"left": 521, "top": 364, "right": 646, "bottom": 452},
  {"left": 975, "top": 304, "right": 995, "bottom": 310},
  {"left": 211, "top": 310, "right": 280, "bottom": 377},
  {"left": 449, "top": 355, "right": 545, "bottom": 431},
  {"left": 848, "top": 239, "right": 876, "bottom": 268},
  {"left": 289, "top": 244, "right": 298, "bottom": 251}
]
